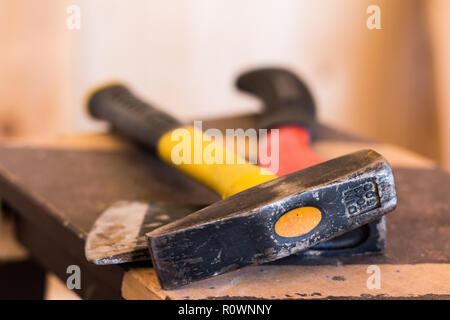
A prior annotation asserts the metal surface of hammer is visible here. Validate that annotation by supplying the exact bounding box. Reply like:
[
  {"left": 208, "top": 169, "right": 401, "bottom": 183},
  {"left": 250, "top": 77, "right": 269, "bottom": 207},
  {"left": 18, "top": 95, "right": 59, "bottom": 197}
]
[
  {"left": 88, "top": 84, "right": 397, "bottom": 289},
  {"left": 237, "top": 67, "right": 387, "bottom": 255}
]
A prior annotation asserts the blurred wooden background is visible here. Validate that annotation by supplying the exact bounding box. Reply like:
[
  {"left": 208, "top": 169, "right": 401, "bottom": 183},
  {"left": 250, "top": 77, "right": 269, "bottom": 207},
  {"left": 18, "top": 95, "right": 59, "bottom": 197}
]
[{"left": 0, "top": 0, "right": 449, "bottom": 170}]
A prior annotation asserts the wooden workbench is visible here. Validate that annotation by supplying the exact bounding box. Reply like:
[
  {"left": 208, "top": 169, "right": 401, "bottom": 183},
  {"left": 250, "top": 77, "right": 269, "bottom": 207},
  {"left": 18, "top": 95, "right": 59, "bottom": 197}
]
[{"left": 0, "top": 116, "right": 449, "bottom": 299}]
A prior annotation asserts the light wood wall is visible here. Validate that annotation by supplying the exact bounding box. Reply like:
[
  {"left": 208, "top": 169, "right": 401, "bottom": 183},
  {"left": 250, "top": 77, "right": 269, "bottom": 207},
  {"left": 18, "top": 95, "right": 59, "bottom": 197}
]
[
  {"left": 0, "top": 0, "right": 448, "bottom": 168},
  {"left": 0, "top": 0, "right": 73, "bottom": 139},
  {"left": 427, "top": 0, "right": 450, "bottom": 170}
]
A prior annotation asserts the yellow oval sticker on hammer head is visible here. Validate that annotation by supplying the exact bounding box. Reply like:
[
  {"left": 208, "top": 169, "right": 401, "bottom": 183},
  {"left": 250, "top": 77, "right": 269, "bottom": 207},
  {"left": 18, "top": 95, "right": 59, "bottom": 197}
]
[{"left": 274, "top": 207, "right": 322, "bottom": 238}]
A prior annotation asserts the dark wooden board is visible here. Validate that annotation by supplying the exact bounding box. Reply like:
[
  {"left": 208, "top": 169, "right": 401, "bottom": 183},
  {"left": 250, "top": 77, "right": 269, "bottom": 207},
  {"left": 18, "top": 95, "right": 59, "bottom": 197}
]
[{"left": 0, "top": 121, "right": 448, "bottom": 299}]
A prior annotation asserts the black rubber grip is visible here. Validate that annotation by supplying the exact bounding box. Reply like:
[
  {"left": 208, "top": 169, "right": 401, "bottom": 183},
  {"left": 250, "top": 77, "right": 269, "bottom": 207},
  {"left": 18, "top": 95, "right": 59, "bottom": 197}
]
[
  {"left": 236, "top": 68, "right": 316, "bottom": 131},
  {"left": 88, "top": 84, "right": 181, "bottom": 149}
]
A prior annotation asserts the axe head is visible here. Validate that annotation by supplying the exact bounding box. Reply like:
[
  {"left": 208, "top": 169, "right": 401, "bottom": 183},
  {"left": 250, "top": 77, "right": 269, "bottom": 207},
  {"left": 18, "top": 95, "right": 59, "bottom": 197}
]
[
  {"left": 147, "top": 150, "right": 397, "bottom": 289},
  {"left": 85, "top": 202, "right": 205, "bottom": 265}
]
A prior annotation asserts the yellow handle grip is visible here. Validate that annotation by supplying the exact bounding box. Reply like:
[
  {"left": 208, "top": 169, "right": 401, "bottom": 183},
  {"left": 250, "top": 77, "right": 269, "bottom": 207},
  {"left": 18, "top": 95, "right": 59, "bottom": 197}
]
[{"left": 157, "top": 126, "right": 277, "bottom": 198}]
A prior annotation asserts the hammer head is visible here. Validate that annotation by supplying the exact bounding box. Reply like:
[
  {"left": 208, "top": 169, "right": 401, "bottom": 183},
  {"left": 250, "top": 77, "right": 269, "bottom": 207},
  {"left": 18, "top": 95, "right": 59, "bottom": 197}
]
[{"left": 147, "top": 150, "right": 397, "bottom": 289}]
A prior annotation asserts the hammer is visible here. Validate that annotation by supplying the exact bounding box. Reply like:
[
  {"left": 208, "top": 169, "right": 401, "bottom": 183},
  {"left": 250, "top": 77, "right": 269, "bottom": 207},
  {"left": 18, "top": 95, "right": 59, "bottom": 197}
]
[
  {"left": 88, "top": 84, "right": 397, "bottom": 289},
  {"left": 237, "top": 67, "right": 386, "bottom": 254}
]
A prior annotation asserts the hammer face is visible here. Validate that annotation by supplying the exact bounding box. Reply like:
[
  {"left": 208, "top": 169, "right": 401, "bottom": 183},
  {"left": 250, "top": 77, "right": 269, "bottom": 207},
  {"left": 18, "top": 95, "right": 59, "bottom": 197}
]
[{"left": 147, "top": 150, "right": 397, "bottom": 289}]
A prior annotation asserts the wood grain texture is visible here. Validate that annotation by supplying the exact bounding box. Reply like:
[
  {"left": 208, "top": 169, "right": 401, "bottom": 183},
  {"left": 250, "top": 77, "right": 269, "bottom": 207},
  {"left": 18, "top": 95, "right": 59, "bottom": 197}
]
[{"left": 123, "top": 263, "right": 450, "bottom": 300}]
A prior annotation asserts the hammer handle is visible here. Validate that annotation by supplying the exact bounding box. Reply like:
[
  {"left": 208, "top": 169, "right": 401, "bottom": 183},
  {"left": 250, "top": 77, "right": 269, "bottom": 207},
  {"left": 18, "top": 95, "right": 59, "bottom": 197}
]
[
  {"left": 237, "top": 68, "right": 322, "bottom": 175},
  {"left": 88, "top": 84, "right": 277, "bottom": 199},
  {"left": 236, "top": 68, "right": 316, "bottom": 131},
  {"left": 89, "top": 85, "right": 181, "bottom": 149}
]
